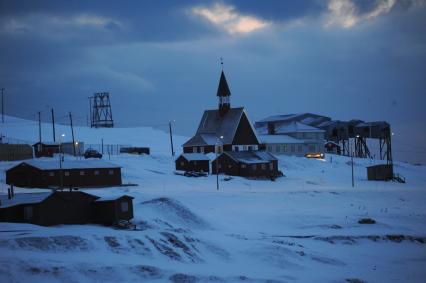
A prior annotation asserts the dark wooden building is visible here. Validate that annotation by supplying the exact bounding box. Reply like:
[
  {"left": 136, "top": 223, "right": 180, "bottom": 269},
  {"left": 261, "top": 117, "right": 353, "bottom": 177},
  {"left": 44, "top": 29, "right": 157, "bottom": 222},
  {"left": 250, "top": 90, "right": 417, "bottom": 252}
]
[
  {"left": 0, "top": 144, "right": 33, "bottom": 161},
  {"left": 6, "top": 159, "right": 122, "bottom": 188},
  {"left": 367, "top": 164, "right": 394, "bottom": 181},
  {"left": 212, "top": 151, "right": 280, "bottom": 178},
  {"left": 92, "top": 195, "right": 134, "bottom": 225},
  {"left": 0, "top": 191, "right": 134, "bottom": 226},
  {"left": 33, "top": 142, "right": 60, "bottom": 158},
  {"left": 182, "top": 70, "right": 260, "bottom": 154},
  {"left": 175, "top": 153, "right": 210, "bottom": 173}
]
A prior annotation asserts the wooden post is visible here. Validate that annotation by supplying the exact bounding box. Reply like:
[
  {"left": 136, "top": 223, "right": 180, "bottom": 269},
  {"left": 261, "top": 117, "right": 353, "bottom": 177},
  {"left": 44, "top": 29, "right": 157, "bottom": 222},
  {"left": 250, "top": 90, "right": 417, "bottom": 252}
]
[{"left": 51, "top": 108, "right": 56, "bottom": 142}]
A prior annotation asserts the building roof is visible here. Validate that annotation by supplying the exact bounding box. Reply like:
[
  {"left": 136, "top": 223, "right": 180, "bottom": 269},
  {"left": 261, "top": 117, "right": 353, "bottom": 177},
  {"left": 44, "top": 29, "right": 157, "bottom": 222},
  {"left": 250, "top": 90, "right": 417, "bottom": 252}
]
[
  {"left": 219, "top": 151, "right": 277, "bottom": 164},
  {"left": 179, "top": 153, "right": 211, "bottom": 161},
  {"left": 8, "top": 159, "right": 121, "bottom": 171},
  {"left": 184, "top": 107, "right": 259, "bottom": 146},
  {"left": 258, "top": 134, "right": 306, "bottom": 144},
  {"left": 95, "top": 195, "right": 134, "bottom": 202},
  {"left": 256, "top": 121, "right": 324, "bottom": 135},
  {"left": 257, "top": 113, "right": 331, "bottom": 125},
  {"left": 0, "top": 192, "right": 53, "bottom": 208},
  {"left": 217, "top": 71, "right": 231, "bottom": 97}
]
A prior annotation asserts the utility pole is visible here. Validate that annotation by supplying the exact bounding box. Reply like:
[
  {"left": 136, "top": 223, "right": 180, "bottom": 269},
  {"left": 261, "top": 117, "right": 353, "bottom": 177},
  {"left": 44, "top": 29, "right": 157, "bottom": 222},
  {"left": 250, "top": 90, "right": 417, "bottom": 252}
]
[
  {"left": 69, "top": 112, "right": 76, "bottom": 156},
  {"left": 38, "top": 111, "right": 42, "bottom": 144},
  {"left": 1, "top": 88, "right": 4, "bottom": 123},
  {"left": 88, "top": 96, "right": 92, "bottom": 128},
  {"left": 169, "top": 121, "right": 175, "bottom": 156},
  {"left": 351, "top": 153, "right": 355, "bottom": 188},
  {"left": 51, "top": 108, "right": 56, "bottom": 142}
]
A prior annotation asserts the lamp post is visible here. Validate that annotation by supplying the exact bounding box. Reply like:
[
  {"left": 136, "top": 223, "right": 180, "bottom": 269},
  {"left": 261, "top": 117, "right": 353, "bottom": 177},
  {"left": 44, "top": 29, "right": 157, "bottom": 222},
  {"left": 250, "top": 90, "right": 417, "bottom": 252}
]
[
  {"left": 59, "top": 134, "right": 65, "bottom": 190},
  {"left": 216, "top": 136, "right": 224, "bottom": 191}
]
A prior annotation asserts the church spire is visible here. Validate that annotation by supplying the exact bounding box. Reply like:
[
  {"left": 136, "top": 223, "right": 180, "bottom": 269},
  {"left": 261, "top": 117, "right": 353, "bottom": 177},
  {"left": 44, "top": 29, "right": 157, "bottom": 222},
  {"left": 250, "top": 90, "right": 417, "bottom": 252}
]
[{"left": 217, "top": 61, "right": 231, "bottom": 116}]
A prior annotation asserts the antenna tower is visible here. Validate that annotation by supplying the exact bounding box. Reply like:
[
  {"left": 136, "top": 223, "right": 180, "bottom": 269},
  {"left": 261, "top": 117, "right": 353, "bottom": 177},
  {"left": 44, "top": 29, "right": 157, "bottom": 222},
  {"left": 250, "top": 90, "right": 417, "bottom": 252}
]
[{"left": 90, "top": 92, "right": 114, "bottom": 128}]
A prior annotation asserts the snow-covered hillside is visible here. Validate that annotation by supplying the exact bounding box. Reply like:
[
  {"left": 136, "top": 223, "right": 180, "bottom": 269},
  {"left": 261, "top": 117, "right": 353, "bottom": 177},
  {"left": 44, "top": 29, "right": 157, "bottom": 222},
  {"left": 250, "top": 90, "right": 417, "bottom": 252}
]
[{"left": 1, "top": 116, "right": 426, "bottom": 283}]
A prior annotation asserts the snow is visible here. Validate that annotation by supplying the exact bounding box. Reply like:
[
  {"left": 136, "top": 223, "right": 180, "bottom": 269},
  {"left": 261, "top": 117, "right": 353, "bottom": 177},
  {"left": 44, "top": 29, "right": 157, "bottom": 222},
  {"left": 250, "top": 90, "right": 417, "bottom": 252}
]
[
  {"left": 180, "top": 153, "right": 210, "bottom": 161},
  {"left": 0, "top": 192, "right": 52, "bottom": 208},
  {"left": 1, "top": 115, "right": 426, "bottom": 282},
  {"left": 8, "top": 159, "right": 121, "bottom": 170}
]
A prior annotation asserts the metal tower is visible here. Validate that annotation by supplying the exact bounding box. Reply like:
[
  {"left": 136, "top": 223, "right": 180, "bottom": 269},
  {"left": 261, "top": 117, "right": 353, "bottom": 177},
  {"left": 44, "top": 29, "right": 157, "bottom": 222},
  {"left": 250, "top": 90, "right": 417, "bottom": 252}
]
[{"left": 90, "top": 92, "right": 114, "bottom": 128}]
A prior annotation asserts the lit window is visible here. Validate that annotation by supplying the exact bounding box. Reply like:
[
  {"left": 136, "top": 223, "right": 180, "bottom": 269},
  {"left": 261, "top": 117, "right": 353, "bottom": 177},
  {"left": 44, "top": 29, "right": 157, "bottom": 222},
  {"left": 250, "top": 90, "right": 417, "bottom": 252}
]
[
  {"left": 64, "top": 171, "right": 70, "bottom": 176},
  {"left": 80, "top": 171, "right": 85, "bottom": 176},
  {"left": 121, "top": 201, "right": 129, "bottom": 212},
  {"left": 94, "top": 170, "right": 99, "bottom": 175},
  {"left": 108, "top": 170, "right": 114, "bottom": 175},
  {"left": 49, "top": 172, "right": 55, "bottom": 177}
]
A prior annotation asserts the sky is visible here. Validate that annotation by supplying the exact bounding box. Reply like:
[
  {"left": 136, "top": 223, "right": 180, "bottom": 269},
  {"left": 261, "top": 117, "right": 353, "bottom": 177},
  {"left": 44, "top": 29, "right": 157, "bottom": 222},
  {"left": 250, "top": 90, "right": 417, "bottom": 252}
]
[{"left": 0, "top": 0, "right": 425, "bottom": 163}]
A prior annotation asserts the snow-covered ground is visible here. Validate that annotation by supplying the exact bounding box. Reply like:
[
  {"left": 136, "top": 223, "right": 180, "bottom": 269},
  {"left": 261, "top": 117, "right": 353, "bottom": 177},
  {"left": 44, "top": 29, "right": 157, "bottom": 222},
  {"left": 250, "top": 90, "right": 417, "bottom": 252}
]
[{"left": 1, "top": 116, "right": 426, "bottom": 282}]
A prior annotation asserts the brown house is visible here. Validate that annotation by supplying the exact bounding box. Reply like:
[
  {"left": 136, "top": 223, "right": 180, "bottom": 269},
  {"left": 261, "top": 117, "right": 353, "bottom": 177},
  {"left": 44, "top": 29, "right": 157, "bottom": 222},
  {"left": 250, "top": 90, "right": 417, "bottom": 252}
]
[
  {"left": 175, "top": 153, "right": 210, "bottom": 173},
  {"left": 182, "top": 70, "right": 260, "bottom": 154},
  {"left": 6, "top": 159, "right": 122, "bottom": 188},
  {"left": 92, "top": 195, "right": 134, "bottom": 225},
  {"left": 212, "top": 151, "right": 280, "bottom": 179},
  {"left": 0, "top": 191, "right": 134, "bottom": 226},
  {"left": 0, "top": 144, "right": 33, "bottom": 161},
  {"left": 33, "top": 142, "right": 60, "bottom": 158}
]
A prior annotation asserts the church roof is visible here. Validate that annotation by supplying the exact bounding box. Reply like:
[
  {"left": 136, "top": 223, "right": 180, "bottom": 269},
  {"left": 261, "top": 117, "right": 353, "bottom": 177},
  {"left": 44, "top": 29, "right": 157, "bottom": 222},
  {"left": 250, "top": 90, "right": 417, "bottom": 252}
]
[
  {"left": 216, "top": 71, "right": 231, "bottom": 97},
  {"left": 183, "top": 107, "right": 259, "bottom": 147}
]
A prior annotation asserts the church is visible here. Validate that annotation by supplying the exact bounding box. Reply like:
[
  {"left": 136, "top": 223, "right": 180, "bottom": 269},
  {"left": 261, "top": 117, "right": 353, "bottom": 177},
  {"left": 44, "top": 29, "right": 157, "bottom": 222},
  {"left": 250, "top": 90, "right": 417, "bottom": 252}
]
[
  {"left": 182, "top": 70, "right": 260, "bottom": 154},
  {"left": 177, "top": 69, "right": 281, "bottom": 179}
]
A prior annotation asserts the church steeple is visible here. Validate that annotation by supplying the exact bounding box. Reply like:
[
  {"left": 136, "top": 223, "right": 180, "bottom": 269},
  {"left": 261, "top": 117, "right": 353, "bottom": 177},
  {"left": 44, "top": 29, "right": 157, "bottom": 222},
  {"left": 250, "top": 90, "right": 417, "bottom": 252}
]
[{"left": 217, "top": 70, "right": 231, "bottom": 116}]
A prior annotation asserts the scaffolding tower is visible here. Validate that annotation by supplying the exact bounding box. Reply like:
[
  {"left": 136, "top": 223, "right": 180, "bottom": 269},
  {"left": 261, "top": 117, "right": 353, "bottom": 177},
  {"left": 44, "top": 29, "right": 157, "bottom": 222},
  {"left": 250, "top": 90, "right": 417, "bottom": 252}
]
[{"left": 90, "top": 92, "right": 114, "bottom": 128}]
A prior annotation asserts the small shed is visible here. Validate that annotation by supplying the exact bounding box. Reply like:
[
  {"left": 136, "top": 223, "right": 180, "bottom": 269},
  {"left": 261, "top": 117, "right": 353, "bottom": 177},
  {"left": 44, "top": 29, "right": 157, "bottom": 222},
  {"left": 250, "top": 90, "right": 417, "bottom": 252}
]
[
  {"left": 367, "top": 164, "right": 393, "bottom": 181},
  {"left": 92, "top": 195, "right": 134, "bottom": 225},
  {"left": 175, "top": 153, "right": 210, "bottom": 173},
  {"left": 0, "top": 144, "right": 33, "bottom": 161},
  {"left": 0, "top": 191, "right": 98, "bottom": 226},
  {"left": 212, "top": 151, "right": 280, "bottom": 178},
  {"left": 325, "top": 141, "right": 341, "bottom": 155},
  {"left": 33, "top": 142, "right": 60, "bottom": 158},
  {"left": 6, "top": 159, "right": 122, "bottom": 188},
  {"left": 120, "top": 147, "right": 150, "bottom": 155}
]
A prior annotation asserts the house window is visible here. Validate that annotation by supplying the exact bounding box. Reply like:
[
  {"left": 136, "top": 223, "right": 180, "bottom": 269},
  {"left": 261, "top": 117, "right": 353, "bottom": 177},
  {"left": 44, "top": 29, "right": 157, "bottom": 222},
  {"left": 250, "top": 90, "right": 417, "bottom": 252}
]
[
  {"left": 49, "top": 172, "right": 55, "bottom": 177},
  {"left": 269, "top": 163, "right": 274, "bottom": 170},
  {"left": 64, "top": 171, "right": 70, "bottom": 176},
  {"left": 24, "top": 206, "right": 33, "bottom": 220},
  {"left": 180, "top": 161, "right": 184, "bottom": 166},
  {"left": 200, "top": 147, "right": 204, "bottom": 153},
  {"left": 194, "top": 161, "right": 197, "bottom": 165},
  {"left": 108, "top": 170, "right": 114, "bottom": 175},
  {"left": 218, "top": 164, "right": 222, "bottom": 169},
  {"left": 276, "top": 145, "right": 280, "bottom": 152},
  {"left": 94, "top": 170, "right": 100, "bottom": 175},
  {"left": 252, "top": 164, "right": 257, "bottom": 170},
  {"left": 243, "top": 145, "right": 248, "bottom": 151},
  {"left": 80, "top": 171, "right": 85, "bottom": 176},
  {"left": 261, "top": 164, "right": 266, "bottom": 170},
  {"left": 241, "top": 164, "right": 246, "bottom": 168},
  {"left": 267, "top": 145, "right": 272, "bottom": 151},
  {"left": 228, "top": 165, "right": 232, "bottom": 169},
  {"left": 193, "top": 147, "right": 197, "bottom": 153},
  {"left": 248, "top": 146, "right": 253, "bottom": 151},
  {"left": 291, "top": 145, "right": 295, "bottom": 152},
  {"left": 121, "top": 201, "right": 129, "bottom": 212},
  {"left": 298, "top": 145, "right": 303, "bottom": 152},
  {"left": 283, "top": 145, "right": 287, "bottom": 152},
  {"left": 234, "top": 146, "right": 239, "bottom": 152}
]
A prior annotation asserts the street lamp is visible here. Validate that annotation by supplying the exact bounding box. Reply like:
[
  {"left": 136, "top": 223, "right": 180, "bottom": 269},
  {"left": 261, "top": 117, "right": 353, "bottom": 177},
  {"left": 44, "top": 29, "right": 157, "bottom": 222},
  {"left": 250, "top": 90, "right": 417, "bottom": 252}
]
[{"left": 216, "top": 135, "right": 224, "bottom": 191}]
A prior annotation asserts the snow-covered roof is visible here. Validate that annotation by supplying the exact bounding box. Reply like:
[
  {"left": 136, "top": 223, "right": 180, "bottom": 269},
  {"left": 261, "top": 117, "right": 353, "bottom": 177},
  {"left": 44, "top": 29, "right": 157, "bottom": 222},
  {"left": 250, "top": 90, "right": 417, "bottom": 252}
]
[
  {"left": 219, "top": 151, "right": 277, "bottom": 164},
  {"left": 33, "top": 142, "right": 60, "bottom": 146},
  {"left": 8, "top": 159, "right": 121, "bottom": 171},
  {"left": 184, "top": 107, "right": 259, "bottom": 147},
  {"left": 0, "top": 192, "right": 53, "bottom": 209},
  {"left": 275, "top": 121, "right": 324, "bottom": 134},
  {"left": 95, "top": 195, "right": 134, "bottom": 202},
  {"left": 258, "top": 134, "right": 306, "bottom": 144},
  {"left": 179, "top": 153, "right": 210, "bottom": 161}
]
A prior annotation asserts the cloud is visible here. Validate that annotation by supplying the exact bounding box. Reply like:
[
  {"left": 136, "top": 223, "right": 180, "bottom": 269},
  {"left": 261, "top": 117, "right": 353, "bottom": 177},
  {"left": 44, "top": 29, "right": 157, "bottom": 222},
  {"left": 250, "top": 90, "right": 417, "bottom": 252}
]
[
  {"left": 191, "top": 3, "right": 270, "bottom": 34},
  {"left": 0, "top": 13, "right": 124, "bottom": 35},
  {"left": 325, "top": 0, "right": 396, "bottom": 28}
]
